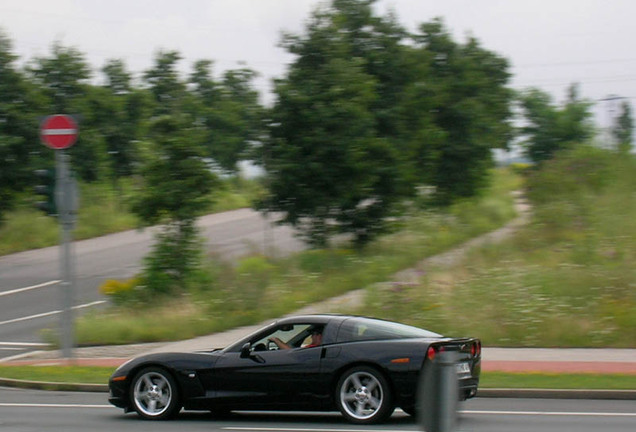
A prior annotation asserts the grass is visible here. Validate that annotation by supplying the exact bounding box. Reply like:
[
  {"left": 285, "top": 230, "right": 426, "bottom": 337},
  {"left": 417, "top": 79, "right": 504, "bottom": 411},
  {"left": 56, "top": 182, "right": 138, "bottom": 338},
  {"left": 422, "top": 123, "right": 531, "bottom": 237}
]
[
  {"left": 73, "top": 167, "right": 521, "bottom": 346},
  {"left": 0, "top": 366, "right": 633, "bottom": 390},
  {"left": 359, "top": 147, "right": 636, "bottom": 348},
  {"left": 0, "top": 366, "right": 113, "bottom": 384},
  {"left": 480, "top": 372, "right": 636, "bottom": 390}
]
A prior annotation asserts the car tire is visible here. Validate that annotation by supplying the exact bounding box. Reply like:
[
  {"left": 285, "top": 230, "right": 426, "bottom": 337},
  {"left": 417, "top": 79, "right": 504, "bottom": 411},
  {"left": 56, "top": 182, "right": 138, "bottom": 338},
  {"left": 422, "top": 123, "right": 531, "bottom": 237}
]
[
  {"left": 130, "top": 367, "right": 180, "bottom": 420},
  {"left": 336, "top": 366, "right": 394, "bottom": 424}
]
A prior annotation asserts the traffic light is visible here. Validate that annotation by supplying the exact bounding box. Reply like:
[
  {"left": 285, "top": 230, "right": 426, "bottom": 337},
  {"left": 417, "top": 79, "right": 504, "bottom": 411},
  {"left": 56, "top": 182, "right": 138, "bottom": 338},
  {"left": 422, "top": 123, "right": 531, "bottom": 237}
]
[{"left": 34, "top": 169, "right": 57, "bottom": 216}]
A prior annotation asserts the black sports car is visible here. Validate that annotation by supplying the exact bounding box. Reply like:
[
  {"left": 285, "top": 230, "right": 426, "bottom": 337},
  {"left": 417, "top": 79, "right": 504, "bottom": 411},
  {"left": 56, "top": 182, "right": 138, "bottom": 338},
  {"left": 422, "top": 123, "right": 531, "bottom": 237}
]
[{"left": 108, "top": 314, "right": 481, "bottom": 424}]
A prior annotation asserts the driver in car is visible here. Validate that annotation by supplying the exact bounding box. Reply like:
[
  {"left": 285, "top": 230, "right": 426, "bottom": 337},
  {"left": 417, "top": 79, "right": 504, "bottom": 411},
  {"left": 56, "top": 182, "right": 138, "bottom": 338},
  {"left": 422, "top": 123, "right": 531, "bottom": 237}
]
[{"left": 269, "top": 327, "right": 323, "bottom": 350}]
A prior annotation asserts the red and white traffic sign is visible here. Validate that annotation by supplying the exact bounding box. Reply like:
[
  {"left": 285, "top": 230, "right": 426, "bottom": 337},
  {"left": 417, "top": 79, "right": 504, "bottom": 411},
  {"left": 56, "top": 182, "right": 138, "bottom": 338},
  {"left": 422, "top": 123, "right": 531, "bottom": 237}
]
[{"left": 40, "top": 114, "right": 79, "bottom": 150}]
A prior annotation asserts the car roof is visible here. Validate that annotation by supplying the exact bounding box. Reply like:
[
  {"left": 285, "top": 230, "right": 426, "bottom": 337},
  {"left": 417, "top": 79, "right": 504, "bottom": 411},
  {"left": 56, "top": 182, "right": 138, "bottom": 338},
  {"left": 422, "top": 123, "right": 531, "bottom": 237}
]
[{"left": 274, "top": 314, "right": 351, "bottom": 325}]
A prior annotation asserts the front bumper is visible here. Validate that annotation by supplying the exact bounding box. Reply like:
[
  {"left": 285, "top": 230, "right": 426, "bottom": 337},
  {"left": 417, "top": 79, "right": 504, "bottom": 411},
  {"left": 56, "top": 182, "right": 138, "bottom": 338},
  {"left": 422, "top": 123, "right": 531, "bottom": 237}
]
[{"left": 108, "top": 378, "right": 130, "bottom": 410}]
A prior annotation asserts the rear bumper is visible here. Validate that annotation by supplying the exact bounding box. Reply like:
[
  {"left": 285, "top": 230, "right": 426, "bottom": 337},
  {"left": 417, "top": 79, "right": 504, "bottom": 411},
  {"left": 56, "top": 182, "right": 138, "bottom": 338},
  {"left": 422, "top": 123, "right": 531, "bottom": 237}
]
[{"left": 459, "top": 376, "right": 479, "bottom": 400}]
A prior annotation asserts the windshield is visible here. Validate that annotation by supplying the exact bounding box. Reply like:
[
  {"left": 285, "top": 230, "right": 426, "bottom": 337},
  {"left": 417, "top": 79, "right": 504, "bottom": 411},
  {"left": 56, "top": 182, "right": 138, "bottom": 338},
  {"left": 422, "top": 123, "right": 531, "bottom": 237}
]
[{"left": 336, "top": 317, "right": 441, "bottom": 343}]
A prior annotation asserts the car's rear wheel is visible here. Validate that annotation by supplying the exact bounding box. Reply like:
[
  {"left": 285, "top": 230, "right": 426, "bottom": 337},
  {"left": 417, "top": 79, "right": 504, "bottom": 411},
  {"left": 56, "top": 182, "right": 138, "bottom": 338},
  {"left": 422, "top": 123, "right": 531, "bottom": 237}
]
[
  {"left": 336, "top": 366, "right": 394, "bottom": 424},
  {"left": 130, "top": 367, "right": 180, "bottom": 420}
]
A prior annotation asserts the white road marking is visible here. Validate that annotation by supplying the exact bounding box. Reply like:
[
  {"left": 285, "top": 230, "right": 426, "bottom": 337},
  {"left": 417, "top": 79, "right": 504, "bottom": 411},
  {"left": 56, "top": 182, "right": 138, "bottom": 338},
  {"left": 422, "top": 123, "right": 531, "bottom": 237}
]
[
  {"left": 0, "top": 301, "right": 107, "bottom": 326},
  {"left": 461, "top": 410, "right": 636, "bottom": 417},
  {"left": 223, "top": 410, "right": 636, "bottom": 432},
  {"left": 0, "top": 342, "right": 50, "bottom": 353},
  {"left": 0, "top": 350, "right": 46, "bottom": 363},
  {"left": 0, "top": 280, "right": 60, "bottom": 297},
  {"left": 0, "top": 403, "right": 112, "bottom": 409},
  {"left": 224, "top": 429, "right": 407, "bottom": 432},
  {"left": 0, "top": 405, "right": 633, "bottom": 421},
  {"left": 0, "top": 342, "right": 49, "bottom": 347}
]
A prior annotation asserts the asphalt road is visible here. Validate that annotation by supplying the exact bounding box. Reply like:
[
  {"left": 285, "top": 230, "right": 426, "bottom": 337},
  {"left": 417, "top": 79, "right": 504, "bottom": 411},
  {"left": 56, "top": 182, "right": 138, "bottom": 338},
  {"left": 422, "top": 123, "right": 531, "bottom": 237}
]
[
  {"left": 1, "top": 389, "right": 635, "bottom": 432},
  {"left": 0, "top": 209, "right": 304, "bottom": 361}
]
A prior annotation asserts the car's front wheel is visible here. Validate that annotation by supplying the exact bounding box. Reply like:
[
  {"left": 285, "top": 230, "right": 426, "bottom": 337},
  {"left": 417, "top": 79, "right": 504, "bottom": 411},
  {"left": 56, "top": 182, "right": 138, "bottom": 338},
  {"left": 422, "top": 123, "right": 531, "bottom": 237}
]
[
  {"left": 336, "top": 366, "right": 394, "bottom": 424},
  {"left": 130, "top": 367, "right": 180, "bottom": 420}
]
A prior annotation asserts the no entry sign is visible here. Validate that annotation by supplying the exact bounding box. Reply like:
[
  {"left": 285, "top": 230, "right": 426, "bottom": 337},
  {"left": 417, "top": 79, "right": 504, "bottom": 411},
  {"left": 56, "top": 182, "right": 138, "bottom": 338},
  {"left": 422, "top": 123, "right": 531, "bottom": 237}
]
[{"left": 40, "top": 114, "right": 79, "bottom": 150}]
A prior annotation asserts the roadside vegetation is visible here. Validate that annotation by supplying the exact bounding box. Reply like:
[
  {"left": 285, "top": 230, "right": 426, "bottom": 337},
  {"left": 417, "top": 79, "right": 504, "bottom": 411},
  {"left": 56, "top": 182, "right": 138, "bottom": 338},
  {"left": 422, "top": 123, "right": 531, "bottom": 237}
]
[
  {"left": 1, "top": 365, "right": 634, "bottom": 391},
  {"left": 73, "top": 146, "right": 636, "bottom": 349},
  {"left": 361, "top": 146, "right": 636, "bottom": 347},
  {"left": 2, "top": 0, "right": 634, "bottom": 358},
  {"left": 70, "top": 167, "right": 520, "bottom": 346}
]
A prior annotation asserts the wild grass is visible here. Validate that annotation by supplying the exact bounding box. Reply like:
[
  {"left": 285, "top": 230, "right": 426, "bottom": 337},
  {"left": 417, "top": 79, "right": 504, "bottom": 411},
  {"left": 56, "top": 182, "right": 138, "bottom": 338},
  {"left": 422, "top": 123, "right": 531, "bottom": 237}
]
[
  {"left": 479, "top": 372, "right": 636, "bottom": 390},
  {"left": 74, "top": 168, "right": 521, "bottom": 346},
  {"left": 360, "top": 146, "right": 636, "bottom": 347}
]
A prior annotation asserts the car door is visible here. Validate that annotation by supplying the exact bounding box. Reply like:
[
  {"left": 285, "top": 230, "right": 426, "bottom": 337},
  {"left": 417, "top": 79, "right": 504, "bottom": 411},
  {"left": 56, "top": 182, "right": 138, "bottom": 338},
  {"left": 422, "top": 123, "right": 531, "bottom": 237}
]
[{"left": 211, "top": 327, "right": 324, "bottom": 409}]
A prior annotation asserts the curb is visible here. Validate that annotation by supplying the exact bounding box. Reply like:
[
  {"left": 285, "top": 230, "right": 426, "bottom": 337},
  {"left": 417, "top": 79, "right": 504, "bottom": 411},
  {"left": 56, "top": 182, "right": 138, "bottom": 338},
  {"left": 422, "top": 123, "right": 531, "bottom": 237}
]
[
  {"left": 0, "top": 377, "right": 108, "bottom": 392},
  {"left": 1, "top": 377, "right": 635, "bottom": 400},
  {"left": 478, "top": 388, "right": 636, "bottom": 400}
]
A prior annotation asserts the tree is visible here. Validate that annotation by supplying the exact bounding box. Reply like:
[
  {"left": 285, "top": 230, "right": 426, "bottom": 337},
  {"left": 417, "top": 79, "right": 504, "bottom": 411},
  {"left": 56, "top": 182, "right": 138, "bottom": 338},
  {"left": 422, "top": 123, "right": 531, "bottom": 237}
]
[
  {"left": 188, "top": 61, "right": 264, "bottom": 173},
  {"left": 27, "top": 42, "right": 102, "bottom": 182},
  {"left": 27, "top": 42, "right": 91, "bottom": 113},
  {"left": 143, "top": 50, "right": 186, "bottom": 116},
  {"left": 100, "top": 59, "right": 146, "bottom": 185},
  {"left": 519, "top": 84, "right": 594, "bottom": 164},
  {"left": 613, "top": 100, "right": 633, "bottom": 154},
  {"left": 0, "top": 30, "right": 45, "bottom": 223},
  {"left": 102, "top": 59, "right": 131, "bottom": 95},
  {"left": 410, "top": 19, "right": 513, "bottom": 204},
  {"left": 264, "top": 4, "right": 403, "bottom": 247},
  {"left": 132, "top": 115, "right": 218, "bottom": 294},
  {"left": 331, "top": 0, "right": 410, "bottom": 140}
]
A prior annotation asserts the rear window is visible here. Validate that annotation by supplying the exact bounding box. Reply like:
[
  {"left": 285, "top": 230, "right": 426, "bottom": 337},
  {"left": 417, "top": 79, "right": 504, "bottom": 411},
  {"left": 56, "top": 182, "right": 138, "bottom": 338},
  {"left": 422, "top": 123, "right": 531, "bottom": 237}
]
[{"left": 336, "top": 317, "right": 441, "bottom": 343}]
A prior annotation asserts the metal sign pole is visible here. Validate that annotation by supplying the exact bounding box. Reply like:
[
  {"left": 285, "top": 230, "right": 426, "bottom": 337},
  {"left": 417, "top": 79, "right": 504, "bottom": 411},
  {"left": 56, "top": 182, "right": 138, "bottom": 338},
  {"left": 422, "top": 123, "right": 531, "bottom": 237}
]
[{"left": 56, "top": 150, "right": 75, "bottom": 360}]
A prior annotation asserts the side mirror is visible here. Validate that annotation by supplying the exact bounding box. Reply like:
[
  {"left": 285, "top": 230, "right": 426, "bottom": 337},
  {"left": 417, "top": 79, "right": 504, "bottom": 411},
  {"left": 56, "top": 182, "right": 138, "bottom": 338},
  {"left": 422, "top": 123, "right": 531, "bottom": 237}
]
[{"left": 240, "top": 342, "right": 251, "bottom": 358}]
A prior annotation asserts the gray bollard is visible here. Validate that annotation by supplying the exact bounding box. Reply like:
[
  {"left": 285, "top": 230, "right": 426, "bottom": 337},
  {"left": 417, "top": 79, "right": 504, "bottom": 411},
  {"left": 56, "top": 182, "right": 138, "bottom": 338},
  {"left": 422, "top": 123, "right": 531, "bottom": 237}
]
[{"left": 418, "top": 351, "right": 459, "bottom": 432}]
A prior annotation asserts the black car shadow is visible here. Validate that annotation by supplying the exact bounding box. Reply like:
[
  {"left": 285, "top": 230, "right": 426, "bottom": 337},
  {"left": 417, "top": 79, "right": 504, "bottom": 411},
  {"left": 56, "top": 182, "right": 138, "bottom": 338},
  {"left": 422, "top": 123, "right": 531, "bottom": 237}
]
[{"left": 114, "top": 409, "right": 416, "bottom": 426}]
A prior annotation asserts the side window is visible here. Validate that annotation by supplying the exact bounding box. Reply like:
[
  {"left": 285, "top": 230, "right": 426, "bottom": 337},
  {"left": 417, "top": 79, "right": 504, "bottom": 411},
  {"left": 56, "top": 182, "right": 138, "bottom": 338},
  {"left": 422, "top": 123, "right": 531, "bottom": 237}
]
[
  {"left": 336, "top": 321, "right": 369, "bottom": 343},
  {"left": 336, "top": 317, "right": 440, "bottom": 343},
  {"left": 251, "top": 324, "right": 313, "bottom": 351}
]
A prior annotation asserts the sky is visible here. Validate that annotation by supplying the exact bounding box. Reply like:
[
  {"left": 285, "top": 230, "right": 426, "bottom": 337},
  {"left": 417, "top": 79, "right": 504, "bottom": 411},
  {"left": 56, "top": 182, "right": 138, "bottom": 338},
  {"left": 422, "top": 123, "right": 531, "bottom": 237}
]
[{"left": 1, "top": 0, "right": 635, "bottom": 132}]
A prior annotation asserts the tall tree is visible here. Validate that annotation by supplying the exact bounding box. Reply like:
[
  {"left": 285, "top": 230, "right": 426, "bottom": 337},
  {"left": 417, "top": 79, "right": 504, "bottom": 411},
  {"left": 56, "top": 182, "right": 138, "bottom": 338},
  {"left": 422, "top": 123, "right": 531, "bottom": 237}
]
[
  {"left": 28, "top": 42, "right": 99, "bottom": 182},
  {"left": 132, "top": 115, "right": 218, "bottom": 294},
  {"left": 331, "top": 0, "right": 410, "bottom": 139},
  {"left": 143, "top": 50, "right": 186, "bottom": 116},
  {"left": 102, "top": 58, "right": 131, "bottom": 95},
  {"left": 27, "top": 42, "right": 91, "bottom": 113},
  {"left": 519, "top": 84, "right": 593, "bottom": 164},
  {"left": 100, "top": 59, "right": 145, "bottom": 183},
  {"left": 0, "top": 31, "right": 44, "bottom": 222},
  {"left": 411, "top": 19, "right": 513, "bottom": 204},
  {"left": 264, "top": 4, "right": 403, "bottom": 247},
  {"left": 613, "top": 100, "right": 633, "bottom": 154},
  {"left": 188, "top": 61, "right": 263, "bottom": 173}
]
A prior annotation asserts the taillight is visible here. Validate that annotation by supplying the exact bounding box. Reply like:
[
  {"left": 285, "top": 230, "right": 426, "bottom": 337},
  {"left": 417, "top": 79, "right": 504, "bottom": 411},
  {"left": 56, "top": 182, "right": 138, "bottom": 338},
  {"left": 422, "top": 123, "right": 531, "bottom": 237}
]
[
  {"left": 471, "top": 341, "right": 481, "bottom": 357},
  {"left": 427, "top": 346, "right": 436, "bottom": 361}
]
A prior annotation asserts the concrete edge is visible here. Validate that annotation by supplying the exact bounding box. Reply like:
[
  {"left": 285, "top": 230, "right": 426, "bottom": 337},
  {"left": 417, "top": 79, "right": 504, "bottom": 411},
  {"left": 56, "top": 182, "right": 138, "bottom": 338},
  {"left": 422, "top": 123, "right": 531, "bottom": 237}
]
[
  {"left": 0, "top": 377, "right": 108, "bottom": 392},
  {"left": 478, "top": 388, "right": 636, "bottom": 400},
  {"left": 2, "top": 377, "right": 635, "bottom": 400}
]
